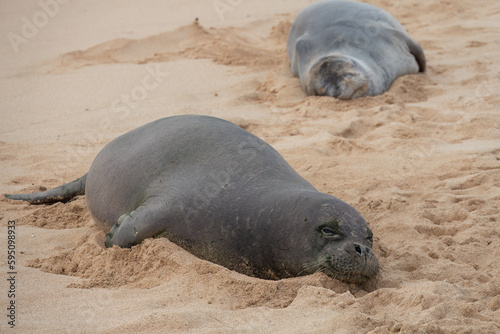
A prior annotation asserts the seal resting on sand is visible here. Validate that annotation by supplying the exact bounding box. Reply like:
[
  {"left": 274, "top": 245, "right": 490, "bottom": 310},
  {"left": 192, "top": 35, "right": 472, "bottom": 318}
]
[
  {"left": 287, "top": 0, "right": 426, "bottom": 99},
  {"left": 6, "top": 115, "right": 379, "bottom": 282}
]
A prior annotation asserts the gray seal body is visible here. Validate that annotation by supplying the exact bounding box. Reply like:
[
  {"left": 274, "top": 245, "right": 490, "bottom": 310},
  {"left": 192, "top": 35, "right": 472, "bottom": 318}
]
[
  {"left": 287, "top": 0, "right": 426, "bottom": 99},
  {"left": 6, "top": 115, "right": 379, "bottom": 282}
]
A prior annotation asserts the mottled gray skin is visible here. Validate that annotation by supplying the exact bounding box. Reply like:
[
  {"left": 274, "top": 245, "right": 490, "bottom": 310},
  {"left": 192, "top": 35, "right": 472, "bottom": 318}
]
[
  {"left": 287, "top": 0, "right": 426, "bottom": 99},
  {"left": 5, "top": 115, "right": 379, "bottom": 282}
]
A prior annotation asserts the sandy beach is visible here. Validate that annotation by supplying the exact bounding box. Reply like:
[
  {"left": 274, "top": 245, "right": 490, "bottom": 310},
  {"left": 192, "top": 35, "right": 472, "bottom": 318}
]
[{"left": 1, "top": 0, "right": 499, "bottom": 332}]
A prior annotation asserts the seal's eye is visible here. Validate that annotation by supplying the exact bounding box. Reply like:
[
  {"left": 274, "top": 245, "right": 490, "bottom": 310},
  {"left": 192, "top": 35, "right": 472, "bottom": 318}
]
[
  {"left": 320, "top": 227, "right": 342, "bottom": 240},
  {"left": 321, "top": 227, "right": 335, "bottom": 235}
]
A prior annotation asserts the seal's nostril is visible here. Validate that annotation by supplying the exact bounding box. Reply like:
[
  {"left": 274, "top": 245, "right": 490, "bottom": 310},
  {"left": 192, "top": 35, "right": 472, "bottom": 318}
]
[
  {"left": 366, "top": 247, "right": 370, "bottom": 254},
  {"left": 354, "top": 244, "right": 362, "bottom": 255}
]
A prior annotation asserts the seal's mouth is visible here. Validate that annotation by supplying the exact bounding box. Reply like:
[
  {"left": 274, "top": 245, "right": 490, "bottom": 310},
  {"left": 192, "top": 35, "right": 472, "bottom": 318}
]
[
  {"left": 320, "top": 251, "right": 380, "bottom": 283},
  {"left": 323, "top": 267, "right": 372, "bottom": 283}
]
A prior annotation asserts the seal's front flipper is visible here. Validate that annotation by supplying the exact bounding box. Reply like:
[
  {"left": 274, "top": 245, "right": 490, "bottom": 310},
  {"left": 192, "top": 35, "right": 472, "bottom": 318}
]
[
  {"left": 105, "top": 197, "right": 169, "bottom": 248},
  {"left": 5, "top": 174, "right": 87, "bottom": 204}
]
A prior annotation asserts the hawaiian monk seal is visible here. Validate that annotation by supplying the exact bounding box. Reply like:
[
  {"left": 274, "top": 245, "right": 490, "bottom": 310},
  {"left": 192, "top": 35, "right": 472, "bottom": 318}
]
[
  {"left": 6, "top": 115, "right": 379, "bottom": 282},
  {"left": 287, "top": 0, "right": 426, "bottom": 99}
]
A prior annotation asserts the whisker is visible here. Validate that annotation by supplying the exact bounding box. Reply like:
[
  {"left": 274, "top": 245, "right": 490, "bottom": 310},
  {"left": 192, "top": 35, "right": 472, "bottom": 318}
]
[{"left": 297, "top": 258, "right": 328, "bottom": 277}]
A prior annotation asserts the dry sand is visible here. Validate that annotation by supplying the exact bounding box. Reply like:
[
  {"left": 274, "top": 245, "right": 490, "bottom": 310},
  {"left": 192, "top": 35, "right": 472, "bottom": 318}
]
[{"left": 1, "top": 0, "right": 499, "bottom": 333}]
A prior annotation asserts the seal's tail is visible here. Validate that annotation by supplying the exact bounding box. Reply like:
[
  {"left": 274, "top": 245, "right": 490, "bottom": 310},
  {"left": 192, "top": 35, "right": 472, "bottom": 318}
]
[{"left": 5, "top": 174, "right": 87, "bottom": 204}]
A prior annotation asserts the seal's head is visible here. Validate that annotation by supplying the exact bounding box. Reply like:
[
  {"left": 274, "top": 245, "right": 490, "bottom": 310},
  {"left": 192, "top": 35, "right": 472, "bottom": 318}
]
[
  {"left": 285, "top": 193, "right": 379, "bottom": 282},
  {"left": 306, "top": 55, "right": 371, "bottom": 100},
  {"left": 312, "top": 219, "right": 379, "bottom": 282}
]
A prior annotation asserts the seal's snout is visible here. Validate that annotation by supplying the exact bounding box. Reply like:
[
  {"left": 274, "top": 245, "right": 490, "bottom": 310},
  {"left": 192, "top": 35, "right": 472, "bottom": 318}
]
[
  {"left": 307, "top": 56, "right": 370, "bottom": 100},
  {"left": 323, "top": 241, "right": 379, "bottom": 282},
  {"left": 353, "top": 243, "right": 371, "bottom": 257},
  {"left": 345, "top": 242, "right": 372, "bottom": 259}
]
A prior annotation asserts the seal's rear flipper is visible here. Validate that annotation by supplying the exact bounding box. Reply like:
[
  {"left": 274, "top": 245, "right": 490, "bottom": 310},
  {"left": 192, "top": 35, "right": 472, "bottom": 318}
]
[
  {"left": 5, "top": 174, "right": 87, "bottom": 204},
  {"left": 406, "top": 36, "right": 426, "bottom": 72}
]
